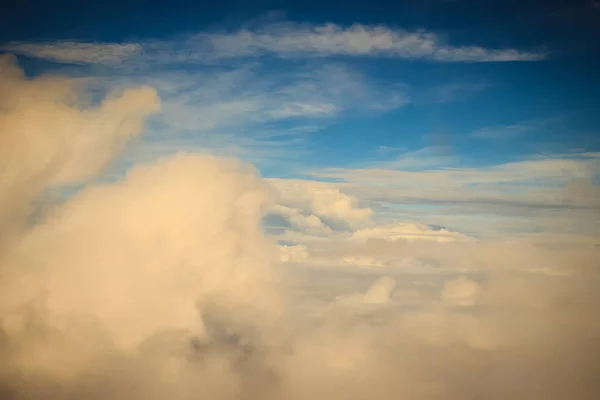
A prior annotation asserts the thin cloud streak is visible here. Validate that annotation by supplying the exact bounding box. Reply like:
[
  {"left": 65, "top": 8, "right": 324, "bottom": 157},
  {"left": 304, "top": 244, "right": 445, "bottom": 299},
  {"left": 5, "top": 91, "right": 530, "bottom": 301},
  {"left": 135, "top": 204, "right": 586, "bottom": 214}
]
[
  {"left": 0, "top": 42, "right": 141, "bottom": 65},
  {"left": 473, "top": 117, "right": 563, "bottom": 139},
  {"left": 1, "top": 20, "right": 546, "bottom": 65}
]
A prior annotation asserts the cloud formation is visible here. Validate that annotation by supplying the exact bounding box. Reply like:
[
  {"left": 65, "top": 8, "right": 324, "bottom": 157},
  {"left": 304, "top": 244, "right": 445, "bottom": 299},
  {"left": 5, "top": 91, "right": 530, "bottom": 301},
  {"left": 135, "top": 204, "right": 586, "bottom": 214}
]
[
  {"left": 200, "top": 21, "right": 545, "bottom": 62},
  {"left": 0, "top": 57, "right": 284, "bottom": 398},
  {"left": 352, "top": 221, "right": 469, "bottom": 243},
  {"left": 1, "top": 19, "right": 545, "bottom": 65},
  {"left": 308, "top": 151, "right": 600, "bottom": 238},
  {"left": 269, "top": 178, "right": 374, "bottom": 230},
  {"left": 0, "top": 42, "right": 141, "bottom": 65},
  {"left": 0, "top": 54, "right": 159, "bottom": 232},
  {"left": 441, "top": 277, "right": 480, "bottom": 306},
  {"left": 1, "top": 56, "right": 599, "bottom": 400}
]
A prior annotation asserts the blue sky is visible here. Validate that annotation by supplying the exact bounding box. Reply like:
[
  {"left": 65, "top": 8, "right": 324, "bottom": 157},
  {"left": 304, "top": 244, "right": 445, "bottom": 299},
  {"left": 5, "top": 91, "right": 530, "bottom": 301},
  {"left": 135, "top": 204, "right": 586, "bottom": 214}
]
[
  {"left": 2, "top": 3, "right": 600, "bottom": 398},
  {"left": 1, "top": 0, "right": 599, "bottom": 242}
]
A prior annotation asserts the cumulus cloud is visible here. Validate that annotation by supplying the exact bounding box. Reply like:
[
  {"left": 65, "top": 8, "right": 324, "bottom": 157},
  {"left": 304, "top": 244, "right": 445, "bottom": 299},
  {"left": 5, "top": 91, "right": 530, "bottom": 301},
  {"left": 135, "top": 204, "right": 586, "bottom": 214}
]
[
  {"left": 0, "top": 54, "right": 159, "bottom": 232},
  {"left": 310, "top": 151, "right": 600, "bottom": 238},
  {"left": 270, "top": 205, "right": 333, "bottom": 236},
  {"left": 362, "top": 276, "right": 397, "bottom": 304},
  {"left": 334, "top": 276, "right": 396, "bottom": 306},
  {"left": 1, "top": 56, "right": 599, "bottom": 400},
  {"left": 279, "top": 244, "right": 309, "bottom": 263},
  {"left": 440, "top": 277, "right": 481, "bottom": 306},
  {"left": 0, "top": 57, "right": 284, "bottom": 398},
  {"left": 269, "top": 178, "right": 373, "bottom": 230}
]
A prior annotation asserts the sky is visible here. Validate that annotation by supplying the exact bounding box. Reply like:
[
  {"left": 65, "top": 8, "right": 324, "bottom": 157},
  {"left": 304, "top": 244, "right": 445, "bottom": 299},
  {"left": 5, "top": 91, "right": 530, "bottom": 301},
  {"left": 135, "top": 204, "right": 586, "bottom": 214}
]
[{"left": 1, "top": 1, "right": 600, "bottom": 399}]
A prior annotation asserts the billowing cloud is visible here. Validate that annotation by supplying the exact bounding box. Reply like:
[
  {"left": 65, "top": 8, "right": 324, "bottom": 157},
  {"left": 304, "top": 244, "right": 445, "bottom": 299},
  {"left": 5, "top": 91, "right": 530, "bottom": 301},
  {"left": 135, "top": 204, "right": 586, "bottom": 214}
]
[
  {"left": 362, "top": 276, "right": 397, "bottom": 304},
  {"left": 0, "top": 57, "right": 284, "bottom": 398},
  {"left": 269, "top": 178, "right": 373, "bottom": 230},
  {"left": 0, "top": 54, "right": 159, "bottom": 232},
  {"left": 440, "top": 277, "right": 481, "bottom": 306},
  {"left": 270, "top": 205, "right": 333, "bottom": 236},
  {"left": 279, "top": 244, "right": 309, "bottom": 263}
]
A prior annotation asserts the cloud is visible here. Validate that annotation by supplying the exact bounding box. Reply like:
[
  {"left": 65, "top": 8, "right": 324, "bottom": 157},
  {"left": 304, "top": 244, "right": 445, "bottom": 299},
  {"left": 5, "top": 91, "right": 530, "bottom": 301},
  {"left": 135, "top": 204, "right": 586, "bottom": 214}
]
[
  {"left": 342, "top": 255, "right": 387, "bottom": 268},
  {"left": 279, "top": 244, "right": 309, "bottom": 263},
  {"left": 352, "top": 221, "right": 469, "bottom": 243},
  {"left": 473, "top": 117, "right": 561, "bottom": 139},
  {"left": 57, "top": 61, "right": 405, "bottom": 176},
  {"left": 362, "top": 276, "right": 397, "bottom": 304},
  {"left": 0, "top": 54, "right": 159, "bottom": 232},
  {"left": 270, "top": 205, "right": 333, "bottom": 236},
  {"left": 334, "top": 276, "right": 396, "bottom": 306},
  {"left": 412, "top": 81, "right": 491, "bottom": 104},
  {"left": 440, "top": 277, "right": 481, "bottom": 306},
  {"left": 269, "top": 178, "right": 374, "bottom": 231},
  {"left": 267, "top": 102, "right": 337, "bottom": 118},
  {"left": 2, "top": 20, "right": 545, "bottom": 65},
  {"left": 0, "top": 42, "right": 141, "bottom": 65},
  {"left": 199, "top": 21, "right": 544, "bottom": 62},
  {"left": 2, "top": 54, "right": 600, "bottom": 400},
  {"left": 308, "top": 151, "right": 600, "bottom": 237},
  {"left": 182, "top": 21, "right": 543, "bottom": 63},
  {"left": 0, "top": 57, "right": 284, "bottom": 397},
  {"left": 295, "top": 230, "right": 600, "bottom": 274}
]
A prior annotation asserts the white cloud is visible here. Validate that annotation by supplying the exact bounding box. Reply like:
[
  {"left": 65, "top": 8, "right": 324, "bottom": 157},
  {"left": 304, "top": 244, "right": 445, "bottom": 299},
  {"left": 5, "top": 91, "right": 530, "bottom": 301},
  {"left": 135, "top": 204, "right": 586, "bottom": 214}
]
[
  {"left": 267, "top": 102, "right": 337, "bottom": 118},
  {"left": 335, "top": 276, "right": 396, "bottom": 305},
  {"left": 0, "top": 42, "right": 141, "bottom": 65},
  {"left": 279, "top": 244, "right": 309, "bottom": 263},
  {"left": 309, "top": 151, "right": 600, "bottom": 237},
  {"left": 441, "top": 277, "right": 481, "bottom": 306},
  {"left": 61, "top": 61, "right": 405, "bottom": 175},
  {"left": 4, "top": 154, "right": 282, "bottom": 352},
  {"left": 362, "top": 276, "right": 397, "bottom": 304},
  {"left": 3, "top": 20, "right": 545, "bottom": 65},
  {"left": 2, "top": 57, "right": 600, "bottom": 400},
  {"left": 0, "top": 54, "right": 159, "bottom": 230},
  {"left": 352, "top": 221, "right": 469, "bottom": 243},
  {"left": 193, "top": 21, "right": 545, "bottom": 62},
  {"left": 342, "top": 256, "right": 387, "bottom": 268},
  {"left": 269, "top": 178, "right": 374, "bottom": 231},
  {"left": 270, "top": 204, "right": 333, "bottom": 236},
  {"left": 473, "top": 117, "right": 563, "bottom": 140}
]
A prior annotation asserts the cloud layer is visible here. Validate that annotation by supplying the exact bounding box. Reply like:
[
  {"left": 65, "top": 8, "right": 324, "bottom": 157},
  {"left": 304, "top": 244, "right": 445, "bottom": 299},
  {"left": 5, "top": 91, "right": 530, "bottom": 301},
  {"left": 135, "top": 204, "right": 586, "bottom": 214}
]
[{"left": 1, "top": 56, "right": 599, "bottom": 400}]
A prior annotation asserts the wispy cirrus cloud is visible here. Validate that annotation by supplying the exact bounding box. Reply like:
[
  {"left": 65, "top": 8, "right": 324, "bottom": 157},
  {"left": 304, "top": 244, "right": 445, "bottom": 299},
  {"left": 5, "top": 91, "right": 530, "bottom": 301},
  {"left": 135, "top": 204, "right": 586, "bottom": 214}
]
[
  {"left": 101, "top": 62, "right": 406, "bottom": 171},
  {"left": 473, "top": 117, "right": 562, "bottom": 139},
  {"left": 298, "top": 151, "right": 600, "bottom": 238},
  {"left": 1, "top": 19, "right": 546, "bottom": 65},
  {"left": 192, "top": 21, "right": 546, "bottom": 62},
  {"left": 0, "top": 41, "right": 141, "bottom": 65},
  {"left": 30, "top": 58, "right": 404, "bottom": 175}
]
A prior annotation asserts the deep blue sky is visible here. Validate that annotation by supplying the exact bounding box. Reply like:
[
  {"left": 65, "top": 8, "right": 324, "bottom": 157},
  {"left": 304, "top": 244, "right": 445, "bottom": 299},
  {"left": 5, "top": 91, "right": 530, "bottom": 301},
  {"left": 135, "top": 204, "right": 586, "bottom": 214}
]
[
  {"left": 1, "top": 0, "right": 599, "bottom": 221},
  {"left": 2, "top": 0, "right": 599, "bottom": 49},
  {"left": 2, "top": 0, "right": 598, "bottom": 165}
]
